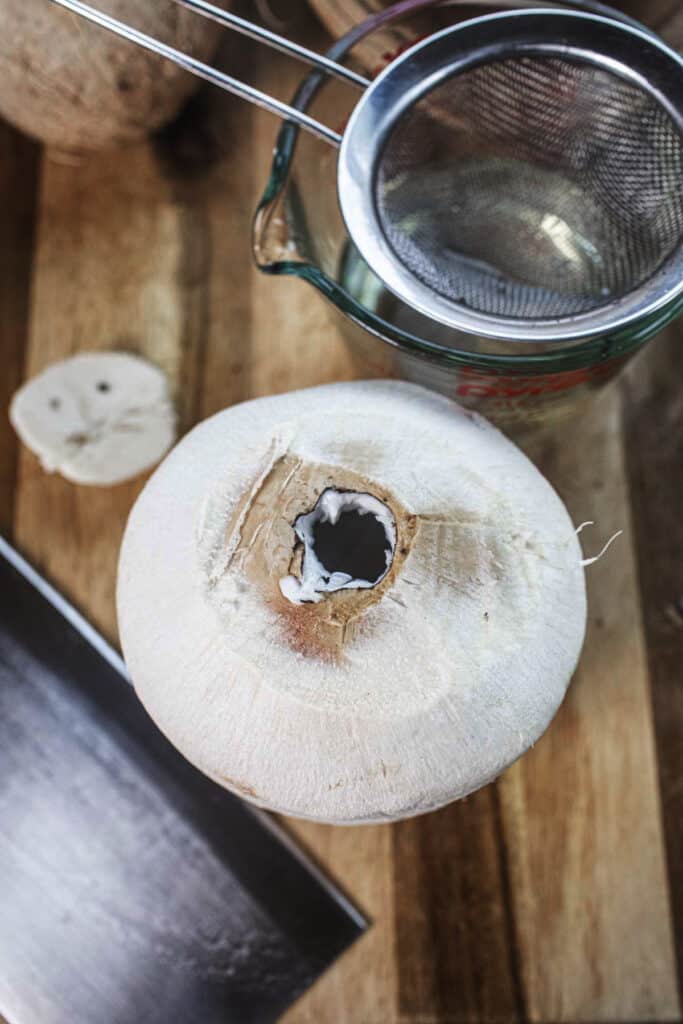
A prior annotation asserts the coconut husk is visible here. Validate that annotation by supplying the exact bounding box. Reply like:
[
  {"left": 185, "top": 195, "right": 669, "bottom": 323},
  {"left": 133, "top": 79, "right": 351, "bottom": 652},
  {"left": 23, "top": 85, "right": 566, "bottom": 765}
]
[{"left": 0, "top": 0, "right": 231, "bottom": 152}]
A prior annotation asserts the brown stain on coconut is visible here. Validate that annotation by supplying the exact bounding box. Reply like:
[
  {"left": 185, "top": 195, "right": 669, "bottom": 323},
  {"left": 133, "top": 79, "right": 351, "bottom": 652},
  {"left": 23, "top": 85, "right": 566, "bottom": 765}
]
[{"left": 223, "top": 454, "right": 418, "bottom": 662}]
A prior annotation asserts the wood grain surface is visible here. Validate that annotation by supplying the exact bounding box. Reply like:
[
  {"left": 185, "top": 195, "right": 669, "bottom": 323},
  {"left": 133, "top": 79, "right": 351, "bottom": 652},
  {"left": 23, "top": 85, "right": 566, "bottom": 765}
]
[
  {"left": 1, "top": 5, "right": 681, "bottom": 1023},
  {"left": 0, "top": 123, "right": 39, "bottom": 538}
]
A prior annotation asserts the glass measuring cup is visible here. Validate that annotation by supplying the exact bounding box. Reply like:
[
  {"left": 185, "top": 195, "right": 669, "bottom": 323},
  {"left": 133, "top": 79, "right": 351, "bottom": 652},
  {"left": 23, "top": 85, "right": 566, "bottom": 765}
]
[{"left": 253, "top": 0, "right": 683, "bottom": 425}]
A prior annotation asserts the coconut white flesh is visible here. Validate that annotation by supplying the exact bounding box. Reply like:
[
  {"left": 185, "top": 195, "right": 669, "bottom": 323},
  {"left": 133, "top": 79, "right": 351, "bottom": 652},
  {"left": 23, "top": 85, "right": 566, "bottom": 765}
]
[
  {"left": 10, "top": 352, "right": 176, "bottom": 486},
  {"left": 117, "top": 380, "right": 587, "bottom": 824}
]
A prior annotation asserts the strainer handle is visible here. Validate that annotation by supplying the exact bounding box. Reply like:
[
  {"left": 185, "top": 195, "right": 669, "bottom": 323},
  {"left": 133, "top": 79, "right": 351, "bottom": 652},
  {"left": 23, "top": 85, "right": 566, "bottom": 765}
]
[{"left": 46, "top": 0, "right": 370, "bottom": 146}]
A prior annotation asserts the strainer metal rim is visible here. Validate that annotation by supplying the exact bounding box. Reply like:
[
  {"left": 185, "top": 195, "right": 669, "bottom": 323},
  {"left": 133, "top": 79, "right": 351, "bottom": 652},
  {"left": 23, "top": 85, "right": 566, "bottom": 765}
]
[{"left": 337, "top": 8, "right": 683, "bottom": 342}]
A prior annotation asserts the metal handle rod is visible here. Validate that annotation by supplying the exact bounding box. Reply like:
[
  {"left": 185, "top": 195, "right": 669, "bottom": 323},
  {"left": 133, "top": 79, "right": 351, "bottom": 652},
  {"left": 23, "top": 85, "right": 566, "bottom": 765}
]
[
  {"left": 170, "top": 0, "right": 369, "bottom": 88},
  {"left": 47, "top": 0, "right": 350, "bottom": 146}
]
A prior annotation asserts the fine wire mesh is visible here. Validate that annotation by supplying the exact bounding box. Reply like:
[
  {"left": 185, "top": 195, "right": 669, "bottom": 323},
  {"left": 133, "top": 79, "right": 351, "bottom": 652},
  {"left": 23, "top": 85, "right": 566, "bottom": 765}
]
[{"left": 375, "top": 55, "right": 683, "bottom": 320}]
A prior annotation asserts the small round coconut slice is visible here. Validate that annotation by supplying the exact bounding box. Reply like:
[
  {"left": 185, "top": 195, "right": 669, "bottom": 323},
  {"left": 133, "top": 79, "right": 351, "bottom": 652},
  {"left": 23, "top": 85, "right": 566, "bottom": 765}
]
[
  {"left": 117, "top": 381, "right": 586, "bottom": 824},
  {"left": 10, "top": 352, "right": 176, "bottom": 486}
]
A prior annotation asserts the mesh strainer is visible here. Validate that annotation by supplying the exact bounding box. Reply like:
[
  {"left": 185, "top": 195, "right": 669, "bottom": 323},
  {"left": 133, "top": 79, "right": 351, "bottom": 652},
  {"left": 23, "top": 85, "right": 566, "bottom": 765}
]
[
  {"left": 50, "top": 0, "right": 683, "bottom": 342},
  {"left": 339, "top": 9, "right": 683, "bottom": 339}
]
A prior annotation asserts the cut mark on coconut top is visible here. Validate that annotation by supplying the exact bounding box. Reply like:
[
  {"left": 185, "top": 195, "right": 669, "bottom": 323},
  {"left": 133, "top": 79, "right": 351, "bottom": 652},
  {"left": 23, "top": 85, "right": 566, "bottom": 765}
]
[{"left": 280, "top": 489, "right": 397, "bottom": 605}]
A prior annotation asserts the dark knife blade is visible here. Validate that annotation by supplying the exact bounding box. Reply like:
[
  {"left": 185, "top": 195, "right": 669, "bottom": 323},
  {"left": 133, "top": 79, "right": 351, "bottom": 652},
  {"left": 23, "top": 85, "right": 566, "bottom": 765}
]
[{"left": 0, "top": 538, "right": 365, "bottom": 1024}]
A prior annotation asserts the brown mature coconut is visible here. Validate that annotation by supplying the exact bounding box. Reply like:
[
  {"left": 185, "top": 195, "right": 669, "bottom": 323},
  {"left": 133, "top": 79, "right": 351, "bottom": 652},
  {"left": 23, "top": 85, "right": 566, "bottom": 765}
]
[{"left": 0, "top": 0, "right": 230, "bottom": 151}]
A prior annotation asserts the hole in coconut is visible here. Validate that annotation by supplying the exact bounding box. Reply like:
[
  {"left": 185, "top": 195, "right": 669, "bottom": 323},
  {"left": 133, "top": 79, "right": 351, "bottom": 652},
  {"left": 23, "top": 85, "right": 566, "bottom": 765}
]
[{"left": 279, "top": 488, "right": 397, "bottom": 605}]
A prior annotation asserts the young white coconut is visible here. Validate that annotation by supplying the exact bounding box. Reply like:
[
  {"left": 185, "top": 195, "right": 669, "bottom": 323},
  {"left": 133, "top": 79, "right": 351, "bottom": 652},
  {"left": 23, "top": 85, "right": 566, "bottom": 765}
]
[
  {"left": 10, "top": 352, "right": 176, "bottom": 486},
  {"left": 117, "top": 380, "right": 587, "bottom": 824}
]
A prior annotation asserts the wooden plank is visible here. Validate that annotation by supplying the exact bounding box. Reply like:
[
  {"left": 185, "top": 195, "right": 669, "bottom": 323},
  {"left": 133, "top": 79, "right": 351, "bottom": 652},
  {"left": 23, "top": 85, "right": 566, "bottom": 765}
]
[
  {"left": 0, "top": 124, "right": 40, "bottom": 539},
  {"left": 283, "top": 822, "right": 397, "bottom": 1024},
  {"left": 621, "top": 322, "right": 683, "bottom": 1001},
  {"left": 500, "top": 390, "right": 680, "bottom": 1022},
  {"left": 12, "top": 139, "right": 207, "bottom": 641},
  {"left": 392, "top": 788, "right": 523, "bottom": 1023}
]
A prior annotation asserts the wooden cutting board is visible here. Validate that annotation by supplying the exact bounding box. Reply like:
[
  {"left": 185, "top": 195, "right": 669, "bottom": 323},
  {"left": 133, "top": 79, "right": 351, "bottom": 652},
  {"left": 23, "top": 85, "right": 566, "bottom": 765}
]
[{"left": 1, "top": 10, "right": 681, "bottom": 1024}]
